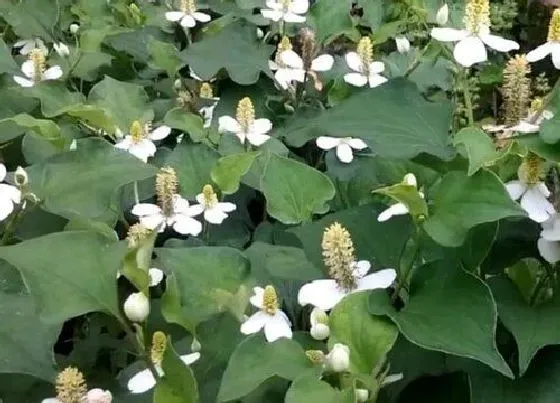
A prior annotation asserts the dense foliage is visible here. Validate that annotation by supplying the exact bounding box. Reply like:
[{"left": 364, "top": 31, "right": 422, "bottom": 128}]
[{"left": 2, "top": 0, "right": 560, "bottom": 402}]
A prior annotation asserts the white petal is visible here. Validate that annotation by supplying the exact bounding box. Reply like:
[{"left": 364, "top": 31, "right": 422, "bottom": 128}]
[
  {"left": 541, "top": 219, "right": 560, "bottom": 241},
  {"left": 132, "top": 203, "right": 162, "bottom": 216},
  {"left": 526, "top": 42, "right": 553, "bottom": 62},
  {"left": 150, "top": 125, "right": 171, "bottom": 140},
  {"left": 247, "top": 132, "right": 271, "bottom": 146},
  {"left": 127, "top": 369, "right": 156, "bottom": 394},
  {"left": 240, "top": 311, "right": 268, "bottom": 335},
  {"left": 369, "top": 61, "right": 385, "bottom": 74},
  {"left": 0, "top": 164, "right": 5, "bottom": 182},
  {"left": 345, "top": 52, "right": 363, "bottom": 72},
  {"left": 21, "top": 60, "right": 34, "bottom": 78},
  {"left": 344, "top": 72, "right": 368, "bottom": 87},
  {"left": 520, "top": 187, "right": 555, "bottom": 223},
  {"left": 505, "top": 180, "right": 527, "bottom": 201},
  {"left": 180, "top": 15, "right": 196, "bottom": 27},
  {"left": 454, "top": 36, "right": 487, "bottom": 67},
  {"left": 403, "top": 173, "right": 417, "bottom": 187},
  {"left": 311, "top": 54, "right": 334, "bottom": 72},
  {"left": 172, "top": 214, "right": 202, "bottom": 236},
  {"left": 336, "top": 143, "right": 354, "bottom": 163},
  {"left": 368, "top": 73, "right": 388, "bottom": 88},
  {"left": 218, "top": 202, "right": 237, "bottom": 213},
  {"left": 538, "top": 238, "right": 560, "bottom": 264},
  {"left": 289, "top": 0, "right": 309, "bottom": 14},
  {"left": 280, "top": 50, "right": 304, "bottom": 69},
  {"left": 42, "top": 65, "right": 63, "bottom": 80},
  {"left": 551, "top": 43, "right": 560, "bottom": 69},
  {"left": 149, "top": 268, "right": 164, "bottom": 287},
  {"left": 250, "top": 287, "right": 265, "bottom": 309},
  {"left": 114, "top": 137, "right": 133, "bottom": 151},
  {"left": 140, "top": 214, "right": 165, "bottom": 231},
  {"left": 356, "top": 268, "right": 397, "bottom": 291},
  {"left": 261, "top": 9, "right": 283, "bottom": 21},
  {"left": 193, "top": 12, "right": 211, "bottom": 23},
  {"left": 352, "top": 260, "right": 371, "bottom": 278},
  {"left": 172, "top": 195, "right": 191, "bottom": 214},
  {"left": 0, "top": 197, "right": 15, "bottom": 221},
  {"left": 186, "top": 203, "right": 204, "bottom": 216},
  {"left": 166, "top": 11, "right": 185, "bottom": 22},
  {"left": 377, "top": 203, "right": 409, "bottom": 222},
  {"left": 13, "top": 76, "right": 34, "bottom": 87},
  {"left": 218, "top": 116, "right": 241, "bottom": 133},
  {"left": 481, "top": 34, "right": 519, "bottom": 52},
  {"left": 297, "top": 279, "right": 347, "bottom": 310},
  {"left": 537, "top": 182, "right": 551, "bottom": 198},
  {"left": 269, "top": 60, "right": 279, "bottom": 71},
  {"left": 41, "top": 398, "right": 61, "bottom": 403},
  {"left": 251, "top": 119, "right": 272, "bottom": 135},
  {"left": 511, "top": 120, "right": 540, "bottom": 133},
  {"left": 204, "top": 207, "right": 228, "bottom": 224},
  {"left": 382, "top": 373, "right": 405, "bottom": 385},
  {"left": 316, "top": 136, "right": 341, "bottom": 150},
  {"left": 180, "top": 352, "right": 201, "bottom": 365},
  {"left": 128, "top": 140, "right": 156, "bottom": 162},
  {"left": 431, "top": 27, "right": 469, "bottom": 42},
  {"left": 283, "top": 12, "right": 306, "bottom": 23},
  {"left": 264, "top": 311, "right": 292, "bottom": 342}
]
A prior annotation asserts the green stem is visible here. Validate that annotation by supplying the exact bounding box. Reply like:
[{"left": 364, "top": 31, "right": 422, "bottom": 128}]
[
  {"left": 461, "top": 69, "right": 474, "bottom": 126},
  {"left": 202, "top": 220, "right": 210, "bottom": 242},
  {"left": 133, "top": 181, "right": 140, "bottom": 205},
  {"left": 391, "top": 229, "right": 420, "bottom": 304},
  {"left": 278, "top": 20, "right": 285, "bottom": 36}
]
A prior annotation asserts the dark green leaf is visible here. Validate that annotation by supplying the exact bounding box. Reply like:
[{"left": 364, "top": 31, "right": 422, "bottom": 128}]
[
  {"left": 211, "top": 152, "right": 260, "bottom": 195},
  {"left": 154, "top": 339, "right": 199, "bottom": 403}
]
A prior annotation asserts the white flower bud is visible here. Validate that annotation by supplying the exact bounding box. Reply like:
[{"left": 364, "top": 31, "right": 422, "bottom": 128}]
[
  {"left": 53, "top": 42, "right": 70, "bottom": 57},
  {"left": 403, "top": 173, "right": 417, "bottom": 187},
  {"left": 14, "top": 166, "right": 28, "bottom": 186},
  {"left": 174, "top": 79, "right": 183, "bottom": 89},
  {"left": 395, "top": 36, "right": 410, "bottom": 54},
  {"left": 256, "top": 28, "right": 264, "bottom": 39},
  {"left": 436, "top": 4, "right": 449, "bottom": 26},
  {"left": 310, "top": 307, "right": 330, "bottom": 340},
  {"left": 85, "top": 388, "right": 112, "bottom": 403},
  {"left": 356, "top": 389, "right": 369, "bottom": 402},
  {"left": 310, "top": 323, "right": 330, "bottom": 340},
  {"left": 69, "top": 139, "right": 78, "bottom": 150},
  {"left": 123, "top": 292, "right": 150, "bottom": 323},
  {"left": 326, "top": 343, "right": 350, "bottom": 373},
  {"left": 191, "top": 337, "right": 202, "bottom": 352},
  {"left": 69, "top": 23, "right": 80, "bottom": 35}
]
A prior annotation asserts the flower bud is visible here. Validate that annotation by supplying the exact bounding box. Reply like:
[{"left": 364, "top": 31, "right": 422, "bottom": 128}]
[
  {"left": 191, "top": 337, "right": 202, "bottom": 352},
  {"left": 256, "top": 28, "right": 264, "bottom": 39},
  {"left": 70, "top": 23, "right": 80, "bottom": 35},
  {"left": 14, "top": 166, "right": 28, "bottom": 186},
  {"left": 310, "top": 307, "right": 330, "bottom": 340},
  {"left": 310, "top": 324, "right": 330, "bottom": 340},
  {"left": 356, "top": 389, "right": 369, "bottom": 402},
  {"left": 395, "top": 36, "right": 410, "bottom": 53},
  {"left": 436, "top": 4, "right": 449, "bottom": 25},
  {"left": 124, "top": 292, "right": 150, "bottom": 323},
  {"left": 174, "top": 79, "right": 183, "bottom": 90},
  {"left": 85, "top": 388, "right": 113, "bottom": 403},
  {"left": 326, "top": 343, "right": 350, "bottom": 372}
]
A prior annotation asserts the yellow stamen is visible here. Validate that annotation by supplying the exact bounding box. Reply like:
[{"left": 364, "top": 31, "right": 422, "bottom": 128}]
[
  {"left": 180, "top": 0, "right": 196, "bottom": 14},
  {"left": 276, "top": 36, "right": 293, "bottom": 66},
  {"left": 199, "top": 82, "right": 213, "bottom": 99},
  {"left": 548, "top": 9, "right": 560, "bottom": 42},
  {"left": 321, "top": 222, "right": 356, "bottom": 291},
  {"left": 518, "top": 153, "right": 542, "bottom": 185},
  {"left": 29, "top": 48, "right": 45, "bottom": 82},
  {"left": 127, "top": 223, "right": 151, "bottom": 248},
  {"left": 262, "top": 285, "right": 279, "bottom": 315},
  {"left": 530, "top": 98, "right": 544, "bottom": 115},
  {"left": 129, "top": 120, "right": 145, "bottom": 143},
  {"left": 55, "top": 367, "right": 87, "bottom": 403},
  {"left": 155, "top": 167, "right": 178, "bottom": 216},
  {"left": 236, "top": 97, "right": 255, "bottom": 133},
  {"left": 463, "top": 0, "right": 490, "bottom": 34},
  {"left": 202, "top": 184, "right": 218, "bottom": 208},
  {"left": 281, "top": 0, "right": 291, "bottom": 10},
  {"left": 357, "top": 36, "right": 373, "bottom": 73},
  {"left": 305, "top": 350, "right": 326, "bottom": 364},
  {"left": 151, "top": 331, "right": 167, "bottom": 366},
  {"left": 502, "top": 55, "right": 531, "bottom": 126}
]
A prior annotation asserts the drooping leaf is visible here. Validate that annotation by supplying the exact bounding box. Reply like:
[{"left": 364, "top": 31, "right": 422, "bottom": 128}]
[
  {"left": 211, "top": 152, "right": 260, "bottom": 195},
  {"left": 217, "top": 335, "right": 315, "bottom": 402},
  {"left": 0, "top": 231, "right": 125, "bottom": 324},
  {"left": 453, "top": 127, "right": 504, "bottom": 175},
  {"left": 148, "top": 37, "right": 184, "bottom": 77},
  {"left": 373, "top": 181, "right": 428, "bottom": 219},
  {"left": 423, "top": 170, "right": 525, "bottom": 247},
  {"left": 261, "top": 153, "right": 335, "bottom": 224},
  {"left": 163, "top": 108, "right": 206, "bottom": 143},
  {"left": 369, "top": 260, "right": 513, "bottom": 378}
]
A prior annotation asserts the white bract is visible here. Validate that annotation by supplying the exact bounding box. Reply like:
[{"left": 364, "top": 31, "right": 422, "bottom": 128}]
[
  {"left": 430, "top": 0, "right": 519, "bottom": 67},
  {"left": 114, "top": 121, "right": 171, "bottom": 162},
  {"left": 316, "top": 136, "right": 367, "bottom": 163},
  {"left": 127, "top": 353, "right": 200, "bottom": 393},
  {"left": 14, "top": 48, "right": 62, "bottom": 88},
  {"left": 132, "top": 195, "right": 203, "bottom": 236},
  {"left": 344, "top": 37, "right": 387, "bottom": 88},
  {"left": 378, "top": 173, "right": 424, "bottom": 222},
  {"left": 42, "top": 388, "right": 112, "bottom": 403},
  {"left": 218, "top": 97, "right": 272, "bottom": 146},
  {"left": 298, "top": 261, "right": 397, "bottom": 311},
  {"left": 506, "top": 176, "right": 555, "bottom": 223},
  {"left": 395, "top": 36, "right": 410, "bottom": 53},
  {"left": 13, "top": 38, "right": 47, "bottom": 55},
  {"left": 240, "top": 286, "right": 292, "bottom": 342},
  {"left": 261, "top": 0, "right": 308, "bottom": 23},
  {"left": 526, "top": 9, "right": 560, "bottom": 68},
  {"left": 165, "top": 0, "right": 211, "bottom": 27},
  {"left": 436, "top": 4, "right": 449, "bottom": 26},
  {"left": 190, "top": 184, "right": 236, "bottom": 225},
  {"left": 537, "top": 215, "right": 560, "bottom": 264},
  {"left": 0, "top": 164, "right": 22, "bottom": 222},
  {"left": 53, "top": 42, "right": 70, "bottom": 57},
  {"left": 325, "top": 343, "right": 350, "bottom": 372},
  {"left": 123, "top": 292, "right": 150, "bottom": 323}
]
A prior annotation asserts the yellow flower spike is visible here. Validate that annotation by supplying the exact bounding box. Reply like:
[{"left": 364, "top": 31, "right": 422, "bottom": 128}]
[
  {"left": 126, "top": 223, "right": 151, "bottom": 248},
  {"left": 321, "top": 222, "right": 356, "bottom": 291},
  {"left": 129, "top": 120, "right": 145, "bottom": 143},
  {"left": 518, "top": 153, "right": 542, "bottom": 185},
  {"left": 278, "top": 36, "right": 292, "bottom": 53},
  {"left": 155, "top": 166, "right": 178, "bottom": 216},
  {"left": 502, "top": 55, "right": 531, "bottom": 126},
  {"left": 55, "top": 367, "right": 87, "bottom": 403},
  {"left": 262, "top": 285, "right": 279, "bottom": 315},
  {"left": 29, "top": 48, "right": 46, "bottom": 82},
  {"left": 463, "top": 0, "right": 490, "bottom": 33},
  {"left": 150, "top": 331, "right": 167, "bottom": 366},
  {"left": 199, "top": 82, "right": 213, "bottom": 99},
  {"left": 548, "top": 9, "right": 560, "bottom": 42},
  {"left": 305, "top": 350, "right": 326, "bottom": 364},
  {"left": 236, "top": 97, "right": 255, "bottom": 133},
  {"left": 202, "top": 184, "right": 218, "bottom": 207},
  {"left": 181, "top": 0, "right": 196, "bottom": 14}
]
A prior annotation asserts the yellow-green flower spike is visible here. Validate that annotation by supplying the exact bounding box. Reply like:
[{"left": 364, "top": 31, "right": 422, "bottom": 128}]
[
  {"left": 202, "top": 184, "right": 218, "bottom": 208},
  {"left": 357, "top": 36, "right": 373, "bottom": 70},
  {"left": 181, "top": 0, "right": 196, "bottom": 14},
  {"left": 262, "top": 285, "right": 279, "bottom": 315},
  {"left": 305, "top": 350, "right": 326, "bottom": 364},
  {"left": 321, "top": 222, "right": 356, "bottom": 291},
  {"left": 199, "top": 82, "right": 213, "bottom": 99},
  {"left": 548, "top": 9, "right": 560, "bottom": 42},
  {"left": 236, "top": 97, "right": 255, "bottom": 132},
  {"left": 463, "top": 0, "right": 490, "bottom": 33},
  {"left": 29, "top": 48, "right": 45, "bottom": 82},
  {"left": 150, "top": 331, "right": 167, "bottom": 366},
  {"left": 155, "top": 166, "right": 178, "bottom": 216},
  {"left": 502, "top": 55, "right": 531, "bottom": 126},
  {"left": 55, "top": 367, "right": 87, "bottom": 403},
  {"left": 129, "top": 120, "right": 145, "bottom": 143},
  {"left": 518, "top": 153, "right": 542, "bottom": 185},
  {"left": 127, "top": 223, "right": 151, "bottom": 248}
]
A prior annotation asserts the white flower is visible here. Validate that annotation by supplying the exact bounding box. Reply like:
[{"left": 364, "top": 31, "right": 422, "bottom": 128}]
[
  {"left": 395, "top": 36, "right": 410, "bottom": 53},
  {"left": 149, "top": 268, "right": 164, "bottom": 287},
  {"left": 268, "top": 55, "right": 305, "bottom": 90},
  {"left": 436, "top": 4, "right": 449, "bottom": 26},
  {"left": 506, "top": 180, "right": 555, "bottom": 223},
  {"left": 124, "top": 292, "right": 150, "bottom": 323},
  {"left": 344, "top": 37, "right": 388, "bottom": 88},
  {"left": 261, "top": 0, "right": 308, "bottom": 23},
  {"left": 53, "top": 42, "right": 70, "bottom": 57},
  {"left": 378, "top": 173, "right": 424, "bottom": 222},
  {"left": 131, "top": 195, "right": 203, "bottom": 236},
  {"left": 13, "top": 38, "right": 47, "bottom": 55},
  {"left": 115, "top": 122, "right": 171, "bottom": 162},
  {"left": 189, "top": 184, "right": 236, "bottom": 225},
  {"left": 325, "top": 343, "right": 350, "bottom": 372},
  {"left": 240, "top": 285, "right": 292, "bottom": 342},
  {"left": 315, "top": 136, "right": 367, "bottom": 163},
  {"left": 165, "top": 0, "right": 211, "bottom": 28},
  {"left": 309, "top": 307, "right": 330, "bottom": 341},
  {"left": 13, "top": 49, "right": 62, "bottom": 88},
  {"left": 527, "top": 9, "right": 560, "bottom": 68},
  {"left": 430, "top": 0, "right": 519, "bottom": 67},
  {"left": 69, "top": 23, "right": 80, "bottom": 35},
  {"left": 127, "top": 352, "right": 200, "bottom": 394},
  {"left": 298, "top": 261, "right": 397, "bottom": 311},
  {"left": 270, "top": 47, "right": 334, "bottom": 90},
  {"left": 218, "top": 97, "right": 272, "bottom": 146},
  {"left": 0, "top": 164, "right": 22, "bottom": 222}
]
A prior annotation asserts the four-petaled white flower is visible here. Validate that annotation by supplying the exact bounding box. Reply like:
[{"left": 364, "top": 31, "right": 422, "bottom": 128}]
[
  {"left": 13, "top": 38, "right": 47, "bottom": 55},
  {"left": 190, "top": 184, "right": 236, "bottom": 224},
  {"left": 298, "top": 261, "right": 397, "bottom": 311},
  {"left": 240, "top": 285, "right": 292, "bottom": 342},
  {"left": 261, "top": 0, "right": 309, "bottom": 23},
  {"left": 344, "top": 37, "right": 388, "bottom": 88},
  {"left": 218, "top": 97, "right": 272, "bottom": 146},
  {"left": 526, "top": 9, "right": 560, "bottom": 69},
  {"left": 13, "top": 48, "right": 62, "bottom": 88},
  {"left": 165, "top": 0, "right": 211, "bottom": 27},
  {"left": 115, "top": 121, "right": 171, "bottom": 162},
  {"left": 316, "top": 136, "right": 368, "bottom": 163},
  {"left": 378, "top": 173, "right": 424, "bottom": 222},
  {"left": 127, "top": 352, "right": 200, "bottom": 394},
  {"left": 430, "top": 0, "right": 519, "bottom": 67},
  {"left": 506, "top": 179, "right": 555, "bottom": 223},
  {"left": 0, "top": 164, "right": 22, "bottom": 222},
  {"left": 132, "top": 195, "right": 203, "bottom": 236},
  {"left": 53, "top": 42, "right": 70, "bottom": 57},
  {"left": 272, "top": 48, "right": 334, "bottom": 90}
]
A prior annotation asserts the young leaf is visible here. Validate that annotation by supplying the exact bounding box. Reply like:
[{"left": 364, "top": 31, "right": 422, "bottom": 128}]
[{"left": 211, "top": 152, "right": 260, "bottom": 195}]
